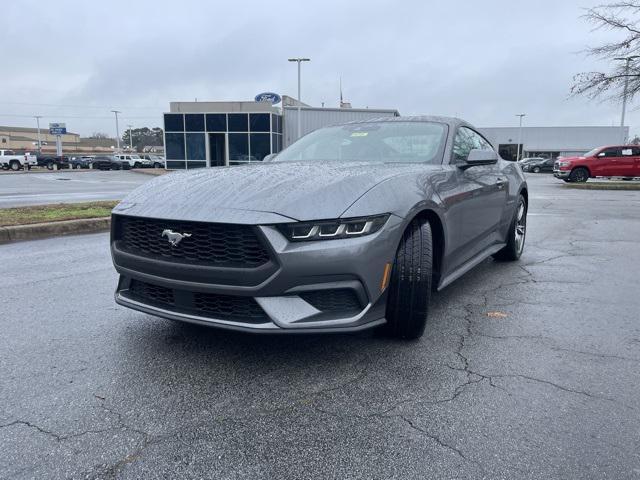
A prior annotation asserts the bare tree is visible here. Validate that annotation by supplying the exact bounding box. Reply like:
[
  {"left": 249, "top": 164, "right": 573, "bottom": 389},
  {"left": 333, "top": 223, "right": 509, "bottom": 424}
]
[
  {"left": 572, "top": 2, "right": 640, "bottom": 101},
  {"left": 89, "top": 132, "right": 110, "bottom": 139}
]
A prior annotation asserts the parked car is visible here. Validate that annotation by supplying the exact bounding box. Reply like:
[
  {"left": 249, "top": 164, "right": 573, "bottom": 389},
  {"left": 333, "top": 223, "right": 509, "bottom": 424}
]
[
  {"left": 554, "top": 145, "right": 640, "bottom": 182},
  {"left": 0, "top": 150, "right": 37, "bottom": 170},
  {"left": 113, "top": 154, "right": 150, "bottom": 168},
  {"left": 141, "top": 154, "right": 165, "bottom": 168},
  {"left": 521, "top": 157, "right": 555, "bottom": 173},
  {"left": 111, "top": 116, "right": 528, "bottom": 340},
  {"left": 92, "top": 156, "right": 130, "bottom": 170},
  {"left": 518, "top": 157, "right": 545, "bottom": 164},
  {"left": 70, "top": 155, "right": 94, "bottom": 169},
  {"left": 36, "top": 154, "right": 70, "bottom": 170}
]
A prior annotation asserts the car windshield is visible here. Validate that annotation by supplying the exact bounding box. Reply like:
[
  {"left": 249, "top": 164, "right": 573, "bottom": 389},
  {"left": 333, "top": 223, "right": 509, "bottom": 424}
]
[
  {"left": 583, "top": 148, "right": 601, "bottom": 157},
  {"left": 275, "top": 121, "right": 447, "bottom": 164}
]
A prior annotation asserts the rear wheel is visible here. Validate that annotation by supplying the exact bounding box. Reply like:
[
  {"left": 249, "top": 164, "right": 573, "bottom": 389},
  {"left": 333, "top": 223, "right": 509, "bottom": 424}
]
[
  {"left": 9, "top": 161, "right": 20, "bottom": 171},
  {"left": 569, "top": 167, "right": 589, "bottom": 183},
  {"left": 153, "top": 162, "right": 161, "bottom": 168},
  {"left": 493, "top": 195, "right": 527, "bottom": 261},
  {"left": 532, "top": 166, "right": 540, "bottom": 173},
  {"left": 383, "top": 219, "right": 433, "bottom": 340},
  {"left": 46, "top": 161, "right": 54, "bottom": 170},
  {"left": 134, "top": 162, "right": 141, "bottom": 168}
]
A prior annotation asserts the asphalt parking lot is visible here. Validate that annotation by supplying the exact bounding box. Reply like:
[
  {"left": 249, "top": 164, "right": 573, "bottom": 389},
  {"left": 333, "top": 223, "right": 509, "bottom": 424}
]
[
  {"left": 1, "top": 174, "right": 639, "bottom": 479},
  {"left": 0, "top": 170, "right": 152, "bottom": 208}
]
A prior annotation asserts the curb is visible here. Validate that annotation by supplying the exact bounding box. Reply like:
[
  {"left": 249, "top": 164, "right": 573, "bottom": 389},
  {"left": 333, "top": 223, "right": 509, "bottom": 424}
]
[
  {"left": 564, "top": 182, "right": 640, "bottom": 191},
  {"left": 131, "top": 168, "right": 168, "bottom": 176},
  {"left": 0, "top": 217, "right": 111, "bottom": 244}
]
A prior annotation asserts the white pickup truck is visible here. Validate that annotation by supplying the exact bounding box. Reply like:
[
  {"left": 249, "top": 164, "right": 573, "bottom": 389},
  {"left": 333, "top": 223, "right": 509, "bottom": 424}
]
[{"left": 0, "top": 150, "right": 37, "bottom": 171}]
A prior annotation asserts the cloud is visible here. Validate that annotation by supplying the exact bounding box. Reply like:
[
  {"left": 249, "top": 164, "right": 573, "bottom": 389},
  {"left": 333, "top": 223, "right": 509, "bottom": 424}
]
[{"left": 1, "top": 0, "right": 636, "bottom": 136}]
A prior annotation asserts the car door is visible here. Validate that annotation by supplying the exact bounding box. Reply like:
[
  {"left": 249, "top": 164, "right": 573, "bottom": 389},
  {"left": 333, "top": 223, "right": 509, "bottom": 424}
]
[
  {"left": 618, "top": 147, "right": 637, "bottom": 177},
  {"left": 593, "top": 147, "right": 620, "bottom": 176},
  {"left": 633, "top": 147, "right": 640, "bottom": 177},
  {"left": 542, "top": 158, "right": 555, "bottom": 172},
  {"left": 443, "top": 126, "right": 506, "bottom": 270}
]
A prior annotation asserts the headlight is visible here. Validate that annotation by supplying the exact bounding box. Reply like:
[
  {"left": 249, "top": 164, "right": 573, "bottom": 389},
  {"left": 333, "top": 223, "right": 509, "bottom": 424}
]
[
  {"left": 557, "top": 161, "right": 570, "bottom": 167},
  {"left": 278, "top": 214, "right": 389, "bottom": 241}
]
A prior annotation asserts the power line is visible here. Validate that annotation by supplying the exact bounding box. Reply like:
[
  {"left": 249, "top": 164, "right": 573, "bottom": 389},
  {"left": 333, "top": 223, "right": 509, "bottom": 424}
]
[
  {"left": 0, "top": 101, "right": 162, "bottom": 110},
  {"left": 0, "top": 113, "right": 161, "bottom": 120}
]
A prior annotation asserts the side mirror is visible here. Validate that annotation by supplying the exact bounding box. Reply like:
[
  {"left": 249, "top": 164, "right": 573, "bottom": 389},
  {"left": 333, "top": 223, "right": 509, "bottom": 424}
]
[
  {"left": 263, "top": 153, "right": 277, "bottom": 162},
  {"left": 462, "top": 149, "right": 498, "bottom": 167}
]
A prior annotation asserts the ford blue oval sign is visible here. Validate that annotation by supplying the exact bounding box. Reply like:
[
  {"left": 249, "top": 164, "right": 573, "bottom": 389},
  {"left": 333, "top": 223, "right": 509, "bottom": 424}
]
[{"left": 255, "top": 92, "right": 281, "bottom": 105}]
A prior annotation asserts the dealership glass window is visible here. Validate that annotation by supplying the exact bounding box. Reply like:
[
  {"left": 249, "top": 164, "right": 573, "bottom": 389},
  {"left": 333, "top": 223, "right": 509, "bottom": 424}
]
[
  {"left": 228, "top": 133, "right": 249, "bottom": 161},
  {"left": 186, "top": 133, "right": 206, "bottom": 160},
  {"left": 228, "top": 113, "right": 249, "bottom": 132},
  {"left": 165, "top": 133, "right": 185, "bottom": 160},
  {"left": 250, "top": 133, "right": 271, "bottom": 160},
  {"left": 187, "top": 161, "right": 206, "bottom": 169},
  {"left": 272, "top": 133, "right": 282, "bottom": 153},
  {"left": 164, "top": 114, "right": 184, "bottom": 132},
  {"left": 272, "top": 114, "right": 282, "bottom": 134},
  {"left": 250, "top": 113, "right": 270, "bottom": 132},
  {"left": 206, "top": 114, "right": 226, "bottom": 132},
  {"left": 185, "top": 114, "right": 205, "bottom": 132},
  {"left": 166, "top": 160, "right": 186, "bottom": 169}
]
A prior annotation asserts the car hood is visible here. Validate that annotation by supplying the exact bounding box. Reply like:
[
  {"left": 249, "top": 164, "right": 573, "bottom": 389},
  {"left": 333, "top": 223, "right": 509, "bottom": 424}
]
[{"left": 117, "top": 161, "right": 423, "bottom": 223}]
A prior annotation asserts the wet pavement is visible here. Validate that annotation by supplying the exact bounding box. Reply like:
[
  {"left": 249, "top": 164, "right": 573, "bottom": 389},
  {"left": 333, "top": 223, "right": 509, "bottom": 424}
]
[
  {"left": 0, "top": 170, "right": 151, "bottom": 208},
  {"left": 1, "top": 174, "right": 639, "bottom": 479}
]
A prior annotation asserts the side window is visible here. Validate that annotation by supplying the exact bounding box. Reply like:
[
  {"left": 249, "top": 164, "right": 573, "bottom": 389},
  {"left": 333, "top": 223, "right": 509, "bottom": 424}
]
[
  {"left": 599, "top": 147, "right": 619, "bottom": 158},
  {"left": 452, "top": 127, "right": 493, "bottom": 162},
  {"left": 621, "top": 147, "right": 633, "bottom": 156},
  {"left": 633, "top": 147, "right": 640, "bottom": 156}
]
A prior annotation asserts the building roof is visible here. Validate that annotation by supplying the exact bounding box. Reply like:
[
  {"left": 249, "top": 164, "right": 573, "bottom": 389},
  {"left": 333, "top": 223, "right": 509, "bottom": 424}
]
[{"left": 0, "top": 125, "right": 79, "bottom": 136}]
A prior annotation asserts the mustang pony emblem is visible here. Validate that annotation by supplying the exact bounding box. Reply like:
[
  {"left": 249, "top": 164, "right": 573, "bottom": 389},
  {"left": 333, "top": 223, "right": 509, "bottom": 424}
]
[{"left": 162, "top": 229, "right": 192, "bottom": 246}]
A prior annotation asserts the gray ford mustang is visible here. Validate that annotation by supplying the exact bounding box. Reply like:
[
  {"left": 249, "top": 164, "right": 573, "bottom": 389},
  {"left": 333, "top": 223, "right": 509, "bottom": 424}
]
[{"left": 110, "top": 116, "right": 527, "bottom": 339}]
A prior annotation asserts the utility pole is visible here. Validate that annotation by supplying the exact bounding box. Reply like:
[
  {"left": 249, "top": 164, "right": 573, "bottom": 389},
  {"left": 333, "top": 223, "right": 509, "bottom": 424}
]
[
  {"left": 127, "top": 124, "right": 133, "bottom": 151},
  {"left": 288, "top": 58, "right": 310, "bottom": 140},
  {"left": 34, "top": 115, "right": 42, "bottom": 150},
  {"left": 111, "top": 110, "right": 121, "bottom": 151},
  {"left": 614, "top": 55, "right": 639, "bottom": 144},
  {"left": 516, "top": 114, "right": 526, "bottom": 161}
]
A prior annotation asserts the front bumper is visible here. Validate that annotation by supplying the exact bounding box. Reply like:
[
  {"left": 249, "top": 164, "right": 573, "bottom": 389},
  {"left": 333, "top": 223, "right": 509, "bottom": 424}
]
[
  {"left": 112, "top": 214, "right": 403, "bottom": 333},
  {"left": 553, "top": 169, "right": 570, "bottom": 178}
]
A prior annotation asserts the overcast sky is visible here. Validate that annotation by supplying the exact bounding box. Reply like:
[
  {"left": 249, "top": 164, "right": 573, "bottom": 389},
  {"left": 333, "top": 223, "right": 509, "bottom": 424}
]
[{"left": 2, "top": 0, "right": 637, "bottom": 137}]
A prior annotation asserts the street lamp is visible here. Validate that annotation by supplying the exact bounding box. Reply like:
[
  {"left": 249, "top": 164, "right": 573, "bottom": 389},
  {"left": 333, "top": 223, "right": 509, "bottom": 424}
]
[
  {"left": 111, "top": 110, "right": 121, "bottom": 151},
  {"left": 614, "top": 55, "right": 640, "bottom": 143},
  {"left": 288, "top": 57, "right": 311, "bottom": 140},
  {"left": 127, "top": 124, "right": 133, "bottom": 151},
  {"left": 34, "top": 115, "right": 42, "bottom": 151},
  {"left": 516, "top": 113, "right": 526, "bottom": 161}
]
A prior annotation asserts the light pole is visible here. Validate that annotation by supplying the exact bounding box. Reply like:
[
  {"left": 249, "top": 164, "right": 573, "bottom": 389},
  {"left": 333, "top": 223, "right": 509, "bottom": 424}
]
[
  {"left": 288, "top": 58, "right": 310, "bottom": 140},
  {"left": 127, "top": 124, "right": 133, "bottom": 151},
  {"left": 111, "top": 110, "right": 121, "bottom": 151},
  {"left": 34, "top": 115, "right": 42, "bottom": 151},
  {"left": 614, "top": 55, "right": 639, "bottom": 143},
  {"left": 516, "top": 113, "right": 526, "bottom": 161}
]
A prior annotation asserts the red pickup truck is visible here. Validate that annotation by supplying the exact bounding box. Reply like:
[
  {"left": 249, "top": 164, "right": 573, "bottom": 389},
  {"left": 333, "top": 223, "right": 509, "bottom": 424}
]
[{"left": 554, "top": 145, "right": 640, "bottom": 182}]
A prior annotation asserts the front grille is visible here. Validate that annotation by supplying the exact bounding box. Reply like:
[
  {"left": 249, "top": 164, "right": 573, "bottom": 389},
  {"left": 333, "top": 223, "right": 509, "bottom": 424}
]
[
  {"left": 125, "top": 280, "right": 268, "bottom": 324},
  {"left": 129, "top": 280, "right": 174, "bottom": 307},
  {"left": 114, "top": 216, "right": 270, "bottom": 268},
  {"left": 194, "top": 292, "right": 268, "bottom": 322},
  {"left": 299, "top": 289, "right": 362, "bottom": 314}
]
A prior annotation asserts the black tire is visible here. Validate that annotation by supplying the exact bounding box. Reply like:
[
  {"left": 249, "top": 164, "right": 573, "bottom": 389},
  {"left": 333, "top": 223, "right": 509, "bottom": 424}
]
[
  {"left": 493, "top": 195, "right": 527, "bottom": 261},
  {"left": 383, "top": 219, "right": 433, "bottom": 340},
  {"left": 153, "top": 162, "right": 161, "bottom": 168},
  {"left": 9, "top": 161, "right": 20, "bottom": 171},
  {"left": 134, "top": 162, "right": 141, "bottom": 168},
  {"left": 46, "top": 161, "right": 54, "bottom": 170},
  {"left": 569, "top": 167, "right": 589, "bottom": 183},
  {"left": 532, "top": 166, "right": 540, "bottom": 173}
]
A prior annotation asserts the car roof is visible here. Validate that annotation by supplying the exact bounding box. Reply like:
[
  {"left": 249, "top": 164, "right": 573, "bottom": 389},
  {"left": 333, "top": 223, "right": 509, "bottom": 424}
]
[{"left": 340, "top": 115, "right": 476, "bottom": 130}]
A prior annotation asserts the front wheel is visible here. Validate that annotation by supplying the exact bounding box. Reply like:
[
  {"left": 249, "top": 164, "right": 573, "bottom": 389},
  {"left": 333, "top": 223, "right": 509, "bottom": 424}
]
[
  {"left": 532, "top": 166, "right": 540, "bottom": 173},
  {"left": 383, "top": 219, "right": 433, "bottom": 340},
  {"left": 569, "top": 167, "right": 589, "bottom": 183},
  {"left": 10, "top": 161, "right": 20, "bottom": 171},
  {"left": 493, "top": 195, "right": 527, "bottom": 261}
]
